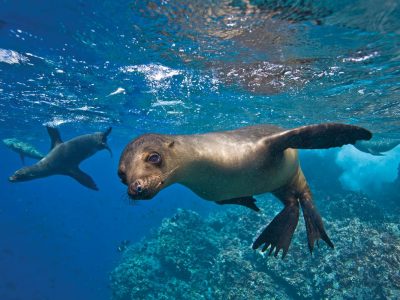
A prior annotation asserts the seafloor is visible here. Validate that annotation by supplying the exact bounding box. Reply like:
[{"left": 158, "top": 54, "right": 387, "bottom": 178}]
[{"left": 110, "top": 188, "right": 400, "bottom": 300}]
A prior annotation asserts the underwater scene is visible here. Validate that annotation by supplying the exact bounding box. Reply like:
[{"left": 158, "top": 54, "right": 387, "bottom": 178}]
[{"left": 0, "top": 0, "right": 399, "bottom": 299}]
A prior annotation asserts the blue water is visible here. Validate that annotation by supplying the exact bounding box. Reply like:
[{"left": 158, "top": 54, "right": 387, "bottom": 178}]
[{"left": 0, "top": 0, "right": 399, "bottom": 299}]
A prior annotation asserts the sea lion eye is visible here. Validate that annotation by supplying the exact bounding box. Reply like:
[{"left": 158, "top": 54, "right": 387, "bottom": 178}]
[{"left": 147, "top": 153, "right": 161, "bottom": 164}]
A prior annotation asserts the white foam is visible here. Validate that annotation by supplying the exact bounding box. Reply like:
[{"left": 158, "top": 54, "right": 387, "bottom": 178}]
[
  {"left": 342, "top": 51, "right": 379, "bottom": 63},
  {"left": 120, "top": 63, "right": 181, "bottom": 81},
  {"left": 44, "top": 115, "right": 88, "bottom": 127},
  {"left": 107, "top": 87, "right": 126, "bottom": 96},
  {"left": 151, "top": 100, "right": 184, "bottom": 107},
  {"left": 0, "top": 48, "right": 29, "bottom": 64}
]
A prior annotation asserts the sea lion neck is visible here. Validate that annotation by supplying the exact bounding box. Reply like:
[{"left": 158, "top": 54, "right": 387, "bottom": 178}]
[{"left": 169, "top": 134, "right": 211, "bottom": 185}]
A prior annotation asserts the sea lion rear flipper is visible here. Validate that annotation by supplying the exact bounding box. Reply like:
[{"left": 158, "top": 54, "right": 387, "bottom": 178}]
[
  {"left": 68, "top": 168, "right": 99, "bottom": 191},
  {"left": 299, "top": 197, "right": 334, "bottom": 253},
  {"left": 265, "top": 123, "right": 372, "bottom": 152},
  {"left": 103, "top": 127, "right": 112, "bottom": 138},
  {"left": 46, "top": 126, "right": 63, "bottom": 149},
  {"left": 102, "top": 127, "right": 113, "bottom": 157},
  {"left": 215, "top": 196, "right": 260, "bottom": 212},
  {"left": 252, "top": 201, "right": 299, "bottom": 258}
]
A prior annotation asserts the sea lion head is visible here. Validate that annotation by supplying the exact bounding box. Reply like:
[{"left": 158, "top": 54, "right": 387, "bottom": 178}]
[
  {"left": 118, "top": 134, "right": 176, "bottom": 200},
  {"left": 8, "top": 167, "right": 34, "bottom": 182}
]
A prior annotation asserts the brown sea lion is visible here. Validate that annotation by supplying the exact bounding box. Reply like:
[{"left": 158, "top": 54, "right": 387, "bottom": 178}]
[{"left": 118, "top": 123, "right": 372, "bottom": 258}]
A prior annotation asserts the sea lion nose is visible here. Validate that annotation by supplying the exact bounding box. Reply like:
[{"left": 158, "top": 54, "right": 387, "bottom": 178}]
[{"left": 128, "top": 180, "right": 143, "bottom": 196}]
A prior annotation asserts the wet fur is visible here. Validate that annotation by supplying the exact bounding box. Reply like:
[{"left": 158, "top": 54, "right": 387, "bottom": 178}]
[{"left": 119, "top": 123, "right": 372, "bottom": 257}]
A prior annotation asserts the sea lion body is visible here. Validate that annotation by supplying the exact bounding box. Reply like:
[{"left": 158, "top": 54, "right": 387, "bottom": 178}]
[
  {"left": 119, "top": 123, "right": 372, "bottom": 257},
  {"left": 9, "top": 127, "right": 112, "bottom": 190},
  {"left": 168, "top": 126, "right": 299, "bottom": 201}
]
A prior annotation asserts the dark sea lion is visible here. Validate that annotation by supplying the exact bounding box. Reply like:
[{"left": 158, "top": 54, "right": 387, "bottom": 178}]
[
  {"left": 2, "top": 138, "right": 45, "bottom": 164},
  {"left": 118, "top": 123, "right": 372, "bottom": 258},
  {"left": 354, "top": 137, "right": 400, "bottom": 156},
  {"left": 9, "top": 126, "right": 112, "bottom": 190}
]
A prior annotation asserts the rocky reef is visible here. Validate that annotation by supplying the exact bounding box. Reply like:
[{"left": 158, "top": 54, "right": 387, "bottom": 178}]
[{"left": 110, "top": 192, "right": 400, "bottom": 299}]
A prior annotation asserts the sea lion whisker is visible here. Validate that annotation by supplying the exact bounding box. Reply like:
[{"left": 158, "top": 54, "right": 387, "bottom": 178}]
[
  {"left": 120, "top": 192, "right": 129, "bottom": 203},
  {"left": 153, "top": 167, "right": 179, "bottom": 189},
  {"left": 120, "top": 192, "right": 136, "bottom": 206},
  {"left": 160, "top": 165, "right": 179, "bottom": 182}
]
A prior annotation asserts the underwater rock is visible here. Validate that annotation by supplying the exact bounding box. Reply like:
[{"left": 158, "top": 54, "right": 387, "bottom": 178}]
[
  {"left": 116, "top": 240, "right": 131, "bottom": 253},
  {"left": 110, "top": 194, "right": 400, "bottom": 300},
  {"left": 314, "top": 190, "right": 386, "bottom": 222}
]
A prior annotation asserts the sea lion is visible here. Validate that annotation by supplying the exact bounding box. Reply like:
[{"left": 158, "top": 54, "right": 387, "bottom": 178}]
[
  {"left": 3, "top": 138, "right": 45, "bottom": 164},
  {"left": 354, "top": 137, "right": 400, "bottom": 156},
  {"left": 9, "top": 126, "right": 112, "bottom": 190},
  {"left": 118, "top": 123, "right": 372, "bottom": 258}
]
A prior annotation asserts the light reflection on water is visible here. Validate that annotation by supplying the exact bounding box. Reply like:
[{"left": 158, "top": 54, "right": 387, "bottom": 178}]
[{"left": 0, "top": 0, "right": 399, "bottom": 138}]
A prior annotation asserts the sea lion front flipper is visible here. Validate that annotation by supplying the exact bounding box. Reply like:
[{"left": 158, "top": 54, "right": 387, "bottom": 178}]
[
  {"left": 46, "top": 126, "right": 63, "bottom": 149},
  {"left": 68, "top": 168, "right": 99, "bottom": 191},
  {"left": 265, "top": 123, "right": 372, "bottom": 152},
  {"left": 299, "top": 197, "right": 334, "bottom": 253},
  {"left": 215, "top": 196, "right": 260, "bottom": 212}
]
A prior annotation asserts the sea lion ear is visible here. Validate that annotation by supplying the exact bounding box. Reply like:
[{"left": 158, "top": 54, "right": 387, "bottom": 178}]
[{"left": 167, "top": 141, "right": 175, "bottom": 148}]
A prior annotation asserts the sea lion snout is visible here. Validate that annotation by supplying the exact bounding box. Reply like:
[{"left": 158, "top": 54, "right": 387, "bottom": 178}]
[
  {"left": 128, "top": 179, "right": 144, "bottom": 197},
  {"left": 8, "top": 175, "right": 17, "bottom": 182},
  {"left": 8, "top": 169, "right": 29, "bottom": 182},
  {"left": 126, "top": 177, "right": 162, "bottom": 200}
]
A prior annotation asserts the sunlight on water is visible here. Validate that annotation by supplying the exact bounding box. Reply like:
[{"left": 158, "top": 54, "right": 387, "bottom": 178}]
[
  {"left": 0, "top": 0, "right": 399, "bottom": 136},
  {"left": 0, "top": 48, "right": 29, "bottom": 64}
]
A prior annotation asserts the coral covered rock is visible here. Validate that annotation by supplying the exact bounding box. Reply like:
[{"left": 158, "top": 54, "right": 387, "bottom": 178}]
[{"left": 110, "top": 193, "right": 400, "bottom": 299}]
